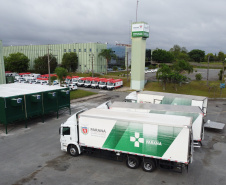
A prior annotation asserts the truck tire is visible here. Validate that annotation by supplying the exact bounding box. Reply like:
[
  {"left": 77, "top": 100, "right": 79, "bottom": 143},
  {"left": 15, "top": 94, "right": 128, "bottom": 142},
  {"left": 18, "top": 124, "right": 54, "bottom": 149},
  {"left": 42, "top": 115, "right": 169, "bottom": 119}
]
[
  {"left": 126, "top": 156, "right": 140, "bottom": 169},
  {"left": 142, "top": 159, "right": 156, "bottom": 172},
  {"left": 68, "top": 145, "right": 79, "bottom": 157}
]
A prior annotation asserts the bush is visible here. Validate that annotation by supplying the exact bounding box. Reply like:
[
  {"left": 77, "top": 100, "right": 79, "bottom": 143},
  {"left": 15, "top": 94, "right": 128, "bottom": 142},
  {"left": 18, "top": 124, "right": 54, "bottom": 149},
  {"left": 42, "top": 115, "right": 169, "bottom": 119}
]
[
  {"left": 113, "top": 66, "right": 118, "bottom": 71},
  {"left": 195, "top": 73, "right": 202, "bottom": 81},
  {"left": 89, "top": 73, "right": 101, "bottom": 77}
]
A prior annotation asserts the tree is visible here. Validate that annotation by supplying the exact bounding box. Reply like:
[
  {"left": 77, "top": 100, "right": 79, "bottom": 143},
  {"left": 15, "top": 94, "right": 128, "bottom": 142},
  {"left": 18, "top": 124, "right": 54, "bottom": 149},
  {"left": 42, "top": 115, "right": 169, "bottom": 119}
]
[
  {"left": 169, "top": 72, "right": 187, "bottom": 91},
  {"left": 98, "top": 49, "right": 117, "bottom": 74},
  {"left": 55, "top": 67, "right": 68, "bottom": 85},
  {"left": 34, "top": 54, "right": 57, "bottom": 74},
  {"left": 62, "top": 52, "right": 78, "bottom": 72},
  {"left": 172, "top": 60, "right": 193, "bottom": 74},
  {"left": 169, "top": 45, "right": 181, "bottom": 58},
  {"left": 50, "top": 75, "right": 57, "bottom": 84},
  {"left": 218, "top": 51, "right": 225, "bottom": 61},
  {"left": 169, "top": 45, "right": 189, "bottom": 61},
  {"left": 4, "top": 52, "right": 29, "bottom": 72},
  {"left": 156, "top": 64, "right": 172, "bottom": 90},
  {"left": 188, "top": 49, "right": 205, "bottom": 62},
  {"left": 152, "top": 49, "right": 174, "bottom": 63},
  {"left": 181, "top": 47, "right": 188, "bottom": 54},
  {"left": 206, "top": 53, "right": 215, "bottom": 62}
]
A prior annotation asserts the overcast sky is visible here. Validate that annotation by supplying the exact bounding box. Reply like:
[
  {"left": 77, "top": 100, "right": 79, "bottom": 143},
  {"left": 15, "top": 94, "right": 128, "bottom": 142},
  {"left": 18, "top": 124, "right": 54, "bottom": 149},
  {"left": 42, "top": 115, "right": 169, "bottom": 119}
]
[{"left": 0, "top": 0, "right": 226, "bottom": 54}]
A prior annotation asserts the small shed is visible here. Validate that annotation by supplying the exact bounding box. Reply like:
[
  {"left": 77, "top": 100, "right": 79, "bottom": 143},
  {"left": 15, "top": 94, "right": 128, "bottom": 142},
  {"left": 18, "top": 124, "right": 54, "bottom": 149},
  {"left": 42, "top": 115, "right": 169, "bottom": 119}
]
[{"left": 0, "top": 84, "right": 70, "bottom": 134}]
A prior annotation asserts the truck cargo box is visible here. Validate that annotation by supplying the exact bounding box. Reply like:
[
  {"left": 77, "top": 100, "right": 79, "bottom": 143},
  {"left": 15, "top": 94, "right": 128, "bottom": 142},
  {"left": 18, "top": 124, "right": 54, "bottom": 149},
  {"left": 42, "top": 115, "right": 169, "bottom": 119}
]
[
  {"left": 109, "top": 101, "right": 204, "bottom": 143},
  {"left": 78, "top": 108, "right": 193, "bottom": 164}
]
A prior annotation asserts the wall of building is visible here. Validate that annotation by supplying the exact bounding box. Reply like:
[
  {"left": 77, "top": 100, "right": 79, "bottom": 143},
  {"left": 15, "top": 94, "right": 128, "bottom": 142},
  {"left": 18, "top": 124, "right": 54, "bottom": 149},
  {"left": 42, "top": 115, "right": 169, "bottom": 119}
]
[
  {"left": 0, "top": 40, "right": 6, "bottom": 84},
  {"left": 3, "top": 43, "right": 107, "bottom": 73}
]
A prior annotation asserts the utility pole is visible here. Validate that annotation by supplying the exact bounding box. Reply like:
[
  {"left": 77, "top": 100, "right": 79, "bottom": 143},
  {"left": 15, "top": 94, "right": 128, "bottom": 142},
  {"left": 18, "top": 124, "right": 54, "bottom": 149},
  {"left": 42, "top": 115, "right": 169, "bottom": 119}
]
[
  {"left": 47, "top": 45, "right": 51, "bottom": 86},
  {"left": 89, "top": 53, "right": 94, "bottom": 77},
  {"left": 207, "top": 56, "right": 210, "bottom": 86},
  {"left": 127, "top": 51, "right": 129, "bottom": 82},
  {"left": 223, "top": 58, "right": 226, "bottom": 81}
]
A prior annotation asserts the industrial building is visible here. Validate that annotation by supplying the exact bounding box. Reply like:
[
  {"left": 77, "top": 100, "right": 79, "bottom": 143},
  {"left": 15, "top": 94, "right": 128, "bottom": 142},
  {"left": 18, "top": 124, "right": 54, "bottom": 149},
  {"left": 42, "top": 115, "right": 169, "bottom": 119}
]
[{"left": 3, "top": 43, "right": 107, "bottom": 73}]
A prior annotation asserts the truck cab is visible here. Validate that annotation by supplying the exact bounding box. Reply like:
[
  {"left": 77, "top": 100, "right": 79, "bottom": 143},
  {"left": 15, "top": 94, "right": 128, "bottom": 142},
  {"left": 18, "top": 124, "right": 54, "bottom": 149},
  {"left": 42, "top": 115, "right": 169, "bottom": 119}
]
[
  {"left": 84, "top": 77, "right": 96, "bottom": 88},
  {"left": 60, "top": 110, "right": 86, "bottom": 156},
  {"left": 106, "top": 79, "right": 123, "bottom": 90},
  {"left": 99, "top": 79, "right": 112, "bottom": 89},
  {"left": 125, "top": 91, "right": 138, "bottom": 103},
  {"left": 77, "top": 77, "right": 87, "bottom": 87}
]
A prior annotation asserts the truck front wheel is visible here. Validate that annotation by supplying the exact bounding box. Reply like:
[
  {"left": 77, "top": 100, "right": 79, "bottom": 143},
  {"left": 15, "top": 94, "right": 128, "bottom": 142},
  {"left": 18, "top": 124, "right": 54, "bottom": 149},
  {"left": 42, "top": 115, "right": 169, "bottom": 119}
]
[
  {"left": 126, "top": 156, "right": 140, "bottom": 169},
  {"left": 68, "top": 145, "right": 79, "bottom": 157},
  {"left": 142, "top": 159, "right": 156, "bottom": 172}
]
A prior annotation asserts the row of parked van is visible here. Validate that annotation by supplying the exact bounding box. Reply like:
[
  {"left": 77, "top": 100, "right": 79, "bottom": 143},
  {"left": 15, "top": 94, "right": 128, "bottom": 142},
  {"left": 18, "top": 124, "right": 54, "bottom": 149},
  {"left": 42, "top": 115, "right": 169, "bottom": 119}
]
[{"left": 72, "top": 77, "right": 123, "bottom": 90}]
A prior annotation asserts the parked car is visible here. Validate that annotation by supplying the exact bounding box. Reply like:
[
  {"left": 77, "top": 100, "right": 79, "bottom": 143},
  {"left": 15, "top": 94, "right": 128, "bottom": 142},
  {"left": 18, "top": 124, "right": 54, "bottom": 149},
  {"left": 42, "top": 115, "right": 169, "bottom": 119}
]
[{"left": 68, "top": 84, "right": 77, "bottom": 91}]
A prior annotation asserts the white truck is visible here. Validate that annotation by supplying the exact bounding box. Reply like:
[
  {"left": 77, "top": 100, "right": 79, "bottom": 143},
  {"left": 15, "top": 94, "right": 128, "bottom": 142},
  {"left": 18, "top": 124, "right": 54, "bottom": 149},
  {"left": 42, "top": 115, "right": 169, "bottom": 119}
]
[
  {"left": 125, "top": 91, "right": 208, "bottom": 116},
  {"left": 60, "top": 108, "right": 193, "bottom": 172},
  {"left": 108, "top": 101, "right": 204, "bottom": 147}
]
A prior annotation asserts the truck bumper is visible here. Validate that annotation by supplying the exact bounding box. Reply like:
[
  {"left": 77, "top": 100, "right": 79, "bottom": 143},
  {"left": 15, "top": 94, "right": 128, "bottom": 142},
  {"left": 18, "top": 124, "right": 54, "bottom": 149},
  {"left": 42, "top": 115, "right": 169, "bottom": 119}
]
[{"left": 61, "top": 143, "right": 68, "bottom": 152}]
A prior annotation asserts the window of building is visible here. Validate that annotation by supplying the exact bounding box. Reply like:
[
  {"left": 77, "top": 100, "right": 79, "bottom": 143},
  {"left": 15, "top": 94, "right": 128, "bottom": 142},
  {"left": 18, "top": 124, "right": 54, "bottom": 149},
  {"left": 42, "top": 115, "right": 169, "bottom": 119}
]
[
  {"left": 69, "top": 49, "right": 71, "bottom": 52},
  {"left": 79, "top": 49, "right": 81, "bottom": 52},
  {"left": 74, "top": 49, "right": 76, "bottom": 52},
  {"left": 64, "top": 49, "right": 66, "bottom": 52},
  {"left": 90, "top": 48, "right": 92, "bottom": 52},
  {"left": 84, "top": 49, "right": 86, "bottom": 52}
]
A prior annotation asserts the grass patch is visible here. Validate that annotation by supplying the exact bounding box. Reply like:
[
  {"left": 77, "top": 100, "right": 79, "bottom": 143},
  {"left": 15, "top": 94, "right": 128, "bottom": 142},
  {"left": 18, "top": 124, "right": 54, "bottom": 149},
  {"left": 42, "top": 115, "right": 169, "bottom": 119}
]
[
  {"left": 193, "top": 66, "right": 222, "bottom": 69},
  {"left": 144, "top": 81, "right": 226, "bottom": 98},
  {"left": 70, "top": 89, "right": 97, "bottom": 100},
  {"left": 201, "top": 62, "right": 223, "bottom": 65}
]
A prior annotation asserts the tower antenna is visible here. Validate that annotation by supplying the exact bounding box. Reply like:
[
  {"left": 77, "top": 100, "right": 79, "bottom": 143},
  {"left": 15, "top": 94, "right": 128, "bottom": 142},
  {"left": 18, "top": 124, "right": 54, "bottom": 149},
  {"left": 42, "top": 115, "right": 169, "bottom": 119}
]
[{"left": 136, "top": 0, "right": 139, "bottom": 22}]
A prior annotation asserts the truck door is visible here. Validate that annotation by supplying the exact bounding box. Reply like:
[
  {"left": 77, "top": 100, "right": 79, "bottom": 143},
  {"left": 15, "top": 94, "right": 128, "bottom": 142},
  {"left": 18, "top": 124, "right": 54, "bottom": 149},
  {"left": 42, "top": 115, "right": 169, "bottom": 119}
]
[
  {"left": 192, "top": 100, "right": 203, "bottom": 111},
  {"left": 61, "top": 126, "right": 72, "bottom": 144}
]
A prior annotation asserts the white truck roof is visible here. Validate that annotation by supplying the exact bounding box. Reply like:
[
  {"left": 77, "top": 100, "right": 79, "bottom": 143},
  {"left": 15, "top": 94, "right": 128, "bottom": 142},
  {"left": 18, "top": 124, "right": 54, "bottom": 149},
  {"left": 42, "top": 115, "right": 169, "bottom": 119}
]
[
  {"left": 111, "top": 101, "right": 203, "bottom": 114},
  {"left": 139, "top": 91, "right": 207, "bottom": 101},
  {"left": 80, "top": 108, "right": 192, "bottom": 128}
]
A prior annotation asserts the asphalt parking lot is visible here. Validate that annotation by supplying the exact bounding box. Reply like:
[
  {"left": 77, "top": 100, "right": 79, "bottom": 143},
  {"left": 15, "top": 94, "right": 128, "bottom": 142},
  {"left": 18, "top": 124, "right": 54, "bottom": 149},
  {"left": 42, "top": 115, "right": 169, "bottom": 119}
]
[{"left": 0, "top": 89, "right": 226, "bottom": 185}]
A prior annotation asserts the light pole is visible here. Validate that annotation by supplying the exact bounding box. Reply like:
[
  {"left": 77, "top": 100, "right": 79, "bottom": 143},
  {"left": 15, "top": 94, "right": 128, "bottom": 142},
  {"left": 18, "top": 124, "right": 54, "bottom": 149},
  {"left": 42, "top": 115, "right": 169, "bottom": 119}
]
[
  {"left": 47, "top": 45, "right": 51, "bottom": 86},
  {"left": 207, "top": 56, "right": 210, "bottom": 86},
  {"left": 47, "top": 45, "right": 57, "bottom": 85}
]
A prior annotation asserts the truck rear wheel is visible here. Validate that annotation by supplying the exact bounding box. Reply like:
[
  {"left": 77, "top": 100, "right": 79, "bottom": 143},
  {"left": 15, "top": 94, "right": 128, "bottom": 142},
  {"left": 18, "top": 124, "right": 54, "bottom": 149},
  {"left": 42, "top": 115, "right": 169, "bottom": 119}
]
[
  {"left": 68, "top": 145, "right": 79, "bottom": 157},
  {"left": 126, "top": 156, "right": 140, "bottom": 169},
  {"left": 142, "top": 159, "right": 156, "bottom": 172}
]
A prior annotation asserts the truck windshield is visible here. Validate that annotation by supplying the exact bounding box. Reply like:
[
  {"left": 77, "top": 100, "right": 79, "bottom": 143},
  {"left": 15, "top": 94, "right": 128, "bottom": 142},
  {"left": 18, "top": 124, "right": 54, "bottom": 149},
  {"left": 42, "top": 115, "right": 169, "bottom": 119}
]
[
  {"left": 92, "top": 81, "right": 98, "bottom": 84},
  {"left": 78, "top": 80, "right": 84, "bottom": 83},
  {"left": 107, "top": 82, "right": 114, "bottom": 86},
  {"left": 85, "top": 80, "right": 91, "bottom": 84},
  {"left": 99, "top": 82, "right": 106, "bottom": 85},
  {"left": 63, "top": 127, "right": 70, "bottom": 135}
]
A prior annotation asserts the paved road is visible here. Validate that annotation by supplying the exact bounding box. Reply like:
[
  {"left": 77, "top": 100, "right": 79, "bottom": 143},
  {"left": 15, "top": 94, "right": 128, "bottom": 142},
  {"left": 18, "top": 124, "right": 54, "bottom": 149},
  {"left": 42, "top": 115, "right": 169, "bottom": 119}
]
[{"left": 0, "top": 90, "right": 226, "bottom": 185}]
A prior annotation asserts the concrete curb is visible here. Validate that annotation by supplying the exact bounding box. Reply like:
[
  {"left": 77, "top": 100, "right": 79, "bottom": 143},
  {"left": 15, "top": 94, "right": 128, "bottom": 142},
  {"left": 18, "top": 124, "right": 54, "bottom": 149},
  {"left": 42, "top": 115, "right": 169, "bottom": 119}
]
[{"left": 70, "top": 93, "right": 107, "bottom": 103}]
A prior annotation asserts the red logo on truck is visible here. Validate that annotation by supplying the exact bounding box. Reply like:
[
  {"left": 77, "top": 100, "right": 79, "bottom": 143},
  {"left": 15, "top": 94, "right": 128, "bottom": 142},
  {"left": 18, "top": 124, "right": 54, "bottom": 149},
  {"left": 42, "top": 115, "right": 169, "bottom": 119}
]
[{"left": 81, "top": 127, "right": 88, "bottom": 135}]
